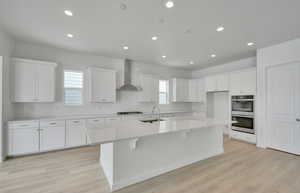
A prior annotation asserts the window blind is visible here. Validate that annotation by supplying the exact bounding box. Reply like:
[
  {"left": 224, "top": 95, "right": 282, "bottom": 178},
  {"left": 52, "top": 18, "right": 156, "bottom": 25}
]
[{"left": 64, "top": 71, "right": 83, "bottom": 105}]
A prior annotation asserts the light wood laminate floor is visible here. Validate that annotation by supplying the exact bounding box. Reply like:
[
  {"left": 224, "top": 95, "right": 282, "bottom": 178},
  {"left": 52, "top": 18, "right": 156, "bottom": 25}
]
[{"left": 1, "top": 137, "right": 300, "bottom": 193}]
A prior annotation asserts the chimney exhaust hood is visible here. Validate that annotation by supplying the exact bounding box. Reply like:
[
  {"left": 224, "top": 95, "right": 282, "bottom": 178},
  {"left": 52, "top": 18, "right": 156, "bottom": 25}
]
[{"left": 118, "top": 59, "right": 141, "bottom": 91}]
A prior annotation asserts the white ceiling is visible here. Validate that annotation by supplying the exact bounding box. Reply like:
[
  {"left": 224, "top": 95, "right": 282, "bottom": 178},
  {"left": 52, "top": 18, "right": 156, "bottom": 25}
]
[{"left": 0, "top": 0, "right": 300, "bottom": 69}]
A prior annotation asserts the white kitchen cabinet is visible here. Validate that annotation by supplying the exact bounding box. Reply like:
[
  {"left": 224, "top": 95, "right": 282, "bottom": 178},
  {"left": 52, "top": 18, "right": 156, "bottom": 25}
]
[
  {"left": 66, "top": 119, "right": 86, "bottom": 148},
  {"left": 139, "top": 74, "right": 158, "bottom": 102},
  {"left": 188, "top": 79, "right": 205, "bottom": 102},
  {"left": 8, "top": 121, "right": 40, "bottom": 156},
  {"left": 88, "top": 67, "right": 116, "bottom": 103},
  {"left": 39, "top": 120, "right": 66, "bottom": 152},
  {"left": 86, "top": 117, "right": 105, "bottom": 127},
  {"left": 173, "top": 78, "right": 204, "bottom": 102},
  {"left": 205, "top": 73, "right": 229, "bottom": 92},
  {"left": 230, "top": 68, "right": 256, "bottom": 95},
  {"left": 172, "top": 78, "right": 188, "bottom": 102},
  {"left": 12, "top": 58, "right": 57, "bottom": 102}
]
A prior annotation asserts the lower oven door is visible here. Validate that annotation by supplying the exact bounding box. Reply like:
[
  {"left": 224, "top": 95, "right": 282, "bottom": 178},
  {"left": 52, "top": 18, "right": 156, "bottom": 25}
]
[
  {"left": 232, "top": 126, "right": 255, "bottom": 134},
  {"left": 232, "top": 116, "right": 254, "bottom": 134}
]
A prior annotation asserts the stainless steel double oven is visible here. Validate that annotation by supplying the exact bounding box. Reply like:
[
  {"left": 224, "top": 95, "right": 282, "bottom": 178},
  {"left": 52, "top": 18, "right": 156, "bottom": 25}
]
[{"left": 231, "top": 95, "right": 255, "bottom": 134}]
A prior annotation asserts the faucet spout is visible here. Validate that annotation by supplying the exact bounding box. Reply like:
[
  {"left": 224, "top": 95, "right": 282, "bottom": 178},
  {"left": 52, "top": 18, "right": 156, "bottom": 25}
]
[{"left": 152, "top": 104, "right": 161, "bottom": 120}]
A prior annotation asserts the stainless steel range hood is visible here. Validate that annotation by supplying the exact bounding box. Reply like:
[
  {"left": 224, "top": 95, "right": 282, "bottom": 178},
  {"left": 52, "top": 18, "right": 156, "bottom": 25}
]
[{"left": 118, "top": 59, "right": 141, "bottom": 91}]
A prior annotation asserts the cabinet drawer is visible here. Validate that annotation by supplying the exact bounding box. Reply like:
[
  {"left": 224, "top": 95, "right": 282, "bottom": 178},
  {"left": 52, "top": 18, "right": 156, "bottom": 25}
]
[
  {"left": 8, "top": 121, "right": 39, "bottom": 129},
  {"left": 87, "top": 118, "right": 105, "bottom": 125},
  {"left": 66, "top": 119, "right": 85, "bottom": 127},
  {"left": 40, "top": 120, "right": 65, "bottom": 128}
]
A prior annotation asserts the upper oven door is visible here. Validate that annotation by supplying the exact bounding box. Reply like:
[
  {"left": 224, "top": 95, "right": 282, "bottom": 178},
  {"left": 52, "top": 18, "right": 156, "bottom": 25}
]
[{"left": 231, "top": 95, "right": 254, "bottom": 114}]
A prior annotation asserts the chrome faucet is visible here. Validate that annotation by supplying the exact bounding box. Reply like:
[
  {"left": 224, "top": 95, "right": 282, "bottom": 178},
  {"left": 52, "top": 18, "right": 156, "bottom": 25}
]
[{"left": 152, "top": 104, "right": 161, "bottom": 120}]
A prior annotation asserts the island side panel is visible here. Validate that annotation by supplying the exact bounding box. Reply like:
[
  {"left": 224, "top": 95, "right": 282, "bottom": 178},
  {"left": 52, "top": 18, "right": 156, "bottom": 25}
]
[
  {"left": 111, "top": 126, "right": 223, "bottom": 191},
  {"left": 100, "top": 143, "right": 114, "bottom": 189}
]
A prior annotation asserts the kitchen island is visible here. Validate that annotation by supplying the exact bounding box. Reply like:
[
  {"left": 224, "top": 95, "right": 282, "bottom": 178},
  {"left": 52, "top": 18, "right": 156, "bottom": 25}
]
[{"left": 86, "top": 117, "right": 226, "bottom": 191}]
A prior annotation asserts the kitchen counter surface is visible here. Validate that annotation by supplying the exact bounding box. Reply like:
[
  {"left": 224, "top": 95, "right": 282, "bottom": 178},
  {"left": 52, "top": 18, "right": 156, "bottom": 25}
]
[
  {"left": 8, "top": 111, "right": 193, "bottom": 122},
  {"left": 87, "top": 117, "right": 227, "bottom": 145}
]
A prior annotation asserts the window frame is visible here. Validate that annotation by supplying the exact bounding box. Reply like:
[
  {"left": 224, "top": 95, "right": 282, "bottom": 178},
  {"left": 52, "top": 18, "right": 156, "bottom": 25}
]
[
  {"left": 159, "top": 79, "right": 170, "bottom": 105},
  {"left": 63, "top": 70, "right": 84, "bottom": 106}
]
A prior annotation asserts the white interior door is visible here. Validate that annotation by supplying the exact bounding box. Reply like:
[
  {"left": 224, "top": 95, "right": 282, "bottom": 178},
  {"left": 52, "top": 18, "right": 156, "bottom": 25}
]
[
  {"left": 267, "top": 62, "right": 300, "bottom": 155},
  {"left": 0, "top": 56, "right": 3, "bottom": 161}
]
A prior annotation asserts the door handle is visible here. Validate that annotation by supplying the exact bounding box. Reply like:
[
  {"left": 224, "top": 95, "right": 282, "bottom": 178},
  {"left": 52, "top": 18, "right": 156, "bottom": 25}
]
[{"left": 296, "top": 118, "right": 300, "bottom": 122}]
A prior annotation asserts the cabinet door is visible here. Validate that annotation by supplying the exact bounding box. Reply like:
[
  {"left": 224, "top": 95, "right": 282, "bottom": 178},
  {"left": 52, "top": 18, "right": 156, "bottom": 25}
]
[
  {"left": 267, "top": 62, "right": 300, "bottom": 155},
  {"left": 89, "top": 68, "right": 116, "bottom": 103},
  {"left": 216, "top": 73, "right": 229, "bottom": 91},
  {"left": 13, "top": 60, "right": 36, "bottom": 102},
  {"left": 241, "top": 69, "right": 256, "bottom": 94},
  {"left": 230, "top": 68, "right": 256, "bottom": 95},
  {"left": 173, "top": 78, "right": 188, "bottom": 102},
  {"left": 230, "top": 71, "right": 243, "bottom": 95},
  {"left": 139, "top": 74, "right": 158, "bottom": 102},
  {"left": 205, "top": 76, "right": 217, "bottom": 92},
  {"left": 189, "top": 79, "right": 205, "bottom": 102},
  {"left": 66, "top": 120, "right": 86, "bottom": 147},
  {"left": 40, "top": 124, "right": 66, "bottom": 151},
  {"left": 188, "top": 79, "right": 198, "bottom": 102},
  {"left": 9, "top": 127, "right": 39, "bottom": 155},
  {"left": 37, "top": 64, "right": 56, "bottom": 102}
]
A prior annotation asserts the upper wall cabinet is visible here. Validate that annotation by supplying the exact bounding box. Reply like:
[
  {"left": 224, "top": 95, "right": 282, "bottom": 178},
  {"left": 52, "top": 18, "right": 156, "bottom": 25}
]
[
  {"left": 188, "top": 79, "right": 205, "bottom": 102},
  {"left": 88, "top": 67, "right": 116, "bottom": 103},
  {"left": 172, "top": 78, "right": 188, "bottom": 102},
  {"left": 230, "top": 68, "right": 256, "bottom": 95},
  {"left": 172, "top": 78, "right": 205, "bottom": 102},
  {"left": 12, "top": 58, "right": 57, "bottom": 103},
  {"left": 205, "top": 73, "right": 229, "bottom": 92},
  {"left": 138, "top": 74, "right": 158, "bottom": 102}
]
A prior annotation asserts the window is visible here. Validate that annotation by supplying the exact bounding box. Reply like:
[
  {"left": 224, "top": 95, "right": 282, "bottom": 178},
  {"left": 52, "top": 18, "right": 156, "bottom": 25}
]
[
  {"left": 159, "top": 80, "right": 169, "bottom": 105},
  {"left": 64, "top": 70, "right": 84, "bottom": 105}
]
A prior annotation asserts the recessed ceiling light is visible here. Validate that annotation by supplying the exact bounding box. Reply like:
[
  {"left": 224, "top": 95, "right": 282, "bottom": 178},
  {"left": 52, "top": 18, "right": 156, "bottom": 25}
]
[
  {"left": 247, "top": 42, "right": 255, "bottom": 46},
  {"left": 64, "top": 10, "right": 73, "bottom": 16},
  {"left": 152, "top": 36, "right": 158, "bottom": 40},
  {"left": 211, "top": 54, "right": 216, "bottom": 58},
  {"left": 120, "top": 3, "right": 127, "bottom": 10},
  {"left": 67, "top": 33, "right": 74, "bottom": 38},
  {"left": 162, "top": 55, "right": 167, "bottom": 58},
  {"left": 189, "top": 61, "right": 194, "bottom": 65},
  {"left": 165, "top": 1, "right": 174, "bottom": 8},
  {"left": 123, "top": 46, "right": 129, "bottom": 50},
  {"left": 216, "top": 26, "right": 224, "bottom": 32}
]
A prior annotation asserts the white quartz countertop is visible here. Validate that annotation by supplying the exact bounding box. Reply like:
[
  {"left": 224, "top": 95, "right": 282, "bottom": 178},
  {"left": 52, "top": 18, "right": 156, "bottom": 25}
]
[
  {"left": 8, "top": 111, "right": 193, "bottom": 122},
  {"left": 87, "top": 117, "right": 228, "bottom": 145}
]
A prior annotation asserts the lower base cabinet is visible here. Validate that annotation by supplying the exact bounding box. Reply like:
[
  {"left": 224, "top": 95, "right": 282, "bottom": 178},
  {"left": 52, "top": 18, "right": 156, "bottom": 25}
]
[
  {"left": 9, "top": 127, "right": 40, "bottom": 155},
  {"left": 40, "top": 125, "right": 66, "bottom": 152},
  {"left": 66, "top": 120, "right": 87, "bottom": 148}
]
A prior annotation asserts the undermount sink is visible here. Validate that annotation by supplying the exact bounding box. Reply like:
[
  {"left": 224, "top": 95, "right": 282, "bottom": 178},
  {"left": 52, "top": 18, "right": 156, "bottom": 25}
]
[{"left": 140, "top": 119, "right": 165, "bottom": 123}]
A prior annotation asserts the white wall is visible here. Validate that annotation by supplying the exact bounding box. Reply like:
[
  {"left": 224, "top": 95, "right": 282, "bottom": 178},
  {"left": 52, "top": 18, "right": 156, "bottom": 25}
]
[
  {"left": 256, "top": 38, "right": 300, "bottom": 148},
  {"left": 192, "top": 57, "right": 256, "bottom": 78},
  {"left": 0, "top": 28, "right": 15, "bottom": 161},
  {"left": 11, "top": 40, "right": 193, "bottom": 119}
]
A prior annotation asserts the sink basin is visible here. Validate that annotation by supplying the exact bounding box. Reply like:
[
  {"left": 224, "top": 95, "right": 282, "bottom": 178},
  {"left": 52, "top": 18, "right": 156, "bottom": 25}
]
[{"left": 140, "top": 119, "right": 165, "bottom": 123}]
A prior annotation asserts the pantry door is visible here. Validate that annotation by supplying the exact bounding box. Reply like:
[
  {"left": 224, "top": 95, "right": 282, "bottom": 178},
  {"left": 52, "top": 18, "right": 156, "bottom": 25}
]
[{"left": 267, "top": 62, "right": 300, "bottom": 155}]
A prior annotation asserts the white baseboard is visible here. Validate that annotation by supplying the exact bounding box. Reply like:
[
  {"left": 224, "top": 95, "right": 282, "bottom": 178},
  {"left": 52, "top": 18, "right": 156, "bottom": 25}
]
[{"left": 111, "top": 149, "right": 224, "bottom": 191}]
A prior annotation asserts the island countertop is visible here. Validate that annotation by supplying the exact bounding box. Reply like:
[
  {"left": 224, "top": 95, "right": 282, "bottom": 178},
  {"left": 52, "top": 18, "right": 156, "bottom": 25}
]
[{"left": 86, "top": 117, "right": 228, "bottom": 145}]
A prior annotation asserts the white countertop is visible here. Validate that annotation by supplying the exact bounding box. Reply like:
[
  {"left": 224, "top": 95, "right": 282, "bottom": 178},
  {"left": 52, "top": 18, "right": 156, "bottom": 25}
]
[
  {"left": 87, "top": 117, "right": 228, "bottom": 145},
  {"left": 8, "top": 111, "right": 193, "bottom": 122}
]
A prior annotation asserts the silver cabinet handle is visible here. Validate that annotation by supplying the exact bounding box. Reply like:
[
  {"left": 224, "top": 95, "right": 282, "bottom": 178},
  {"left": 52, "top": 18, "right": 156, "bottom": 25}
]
[
  {"left": 50, "top": 123, "right": 57, "bottom": 125},
  {"left": 20, "top": 124, "right": 29, "bottom": 127},
  {"left": 296, "top": 118, "right": 300, "bottom": 122},
  {"left": 73, "top": 121, "right": 80, "bottom": 123}
]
